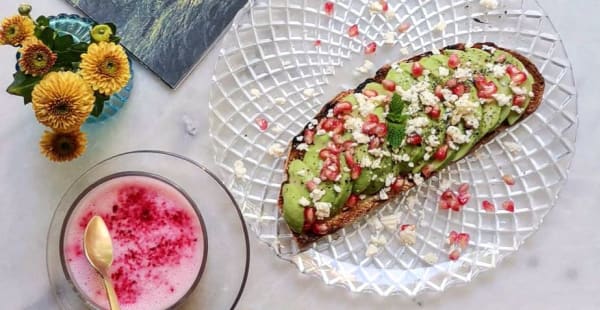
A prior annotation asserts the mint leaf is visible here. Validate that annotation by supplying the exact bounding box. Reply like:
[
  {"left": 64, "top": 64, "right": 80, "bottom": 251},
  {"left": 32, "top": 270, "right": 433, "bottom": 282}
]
[
  {"left": 389, "top": 93, "right": 405, "bottom": 115},
  {"left": 387, "top": 122, "right": 406, "bottom": 149}
]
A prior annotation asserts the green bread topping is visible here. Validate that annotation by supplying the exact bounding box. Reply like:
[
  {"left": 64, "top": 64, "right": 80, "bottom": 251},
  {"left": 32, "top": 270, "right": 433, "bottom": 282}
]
[{"left": 283, "top": 45, "right": 534, "bottom": 234}]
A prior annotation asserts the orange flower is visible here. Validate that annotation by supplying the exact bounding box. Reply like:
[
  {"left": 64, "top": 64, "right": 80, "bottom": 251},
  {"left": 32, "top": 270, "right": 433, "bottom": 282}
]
[
  {"left": 18, "top": 38, "right": 57, "bottom": 76},
  {"left": 39, "top": 130, "right": 87, "bottom": 162},
  {"left": 0, "top": 15, "right": 34, "bottom": 46}
]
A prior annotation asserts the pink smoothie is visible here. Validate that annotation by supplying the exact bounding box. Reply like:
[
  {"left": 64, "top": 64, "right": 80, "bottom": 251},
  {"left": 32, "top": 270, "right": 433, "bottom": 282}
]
[{"left": 63, "top": 175, "right": 205, "bottom": 310}]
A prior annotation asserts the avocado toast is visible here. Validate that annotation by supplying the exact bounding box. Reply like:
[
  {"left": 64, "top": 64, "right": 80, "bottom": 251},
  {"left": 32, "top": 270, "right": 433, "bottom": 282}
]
[{"left": 279, "top": 42, "right": 544, "bottom": 247}]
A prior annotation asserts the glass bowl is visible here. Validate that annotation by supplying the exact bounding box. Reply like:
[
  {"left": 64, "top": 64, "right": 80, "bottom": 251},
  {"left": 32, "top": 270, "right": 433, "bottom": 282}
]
[
  {"left": 47, "top": 151, "right": 249, "bottom": 309},
  {"left": 208, "top": 0, "right": 578, "bottom": 296}
]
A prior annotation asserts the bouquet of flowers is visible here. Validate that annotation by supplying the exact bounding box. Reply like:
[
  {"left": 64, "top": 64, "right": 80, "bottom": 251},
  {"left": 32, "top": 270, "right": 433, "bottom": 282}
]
[{"left": 1, "top": 4, "right": 131, "bottom": 162}]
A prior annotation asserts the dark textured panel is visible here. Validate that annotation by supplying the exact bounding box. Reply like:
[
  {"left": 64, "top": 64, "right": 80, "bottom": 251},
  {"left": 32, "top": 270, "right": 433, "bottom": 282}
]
[{"left": 67, "top": 0, "right": 247, "bottom": 88}]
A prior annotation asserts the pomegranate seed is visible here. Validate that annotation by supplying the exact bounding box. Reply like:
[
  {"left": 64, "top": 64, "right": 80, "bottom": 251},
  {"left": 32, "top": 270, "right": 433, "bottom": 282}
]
[
  {"left": 362, "top": 122, "right": 378, "bottom": 135},
  {"left": 391, "top": 177, "right": 405, "bottom": 193},
  {"left": 365, "top": 114, "right": 380, "bottom": 123},
  {"left": 321, "top": 118, "right": 343, "bottom": 132},
  {"left": 448, "top": 54, "right": 460, "bottom": 69},
  {"left": 434, "top": 145, "right": 449, "bottom": 161},
  {"left": 452, "top": 84, "right": 465, "bottom": 96},
  {"left": 434, "top": 85, "right": 444, "bottom": 99},
  {"left": 411, "top": 62, "right": 423, "bottom": 77},
  {"left": 306, "top": 180, "right": 317, "bottom": 192},
  {"left": 303, "top": 207, "right": 316, "bottom": 232},
  {"left": 429, "top": 104, "right": 441, "bottom": 119},
  {"left": 346, "top": 194, "right": 359, "bottom": 208},
  {"left": 496, "top": 54, "right": 506, "bottom": 63},
  {"left": 312, "top": 222, "right": 329, "bottom": 235},
  {"left": 350, "top": 165, "right": 362, "bottom": 180},
  {"left": 365, "top": 42, "right": 377, "bottom": 55},
  {"left": 440, "top": 189, "right": 458, "bottom": 210},
  {"left": 475, "top": 76, "right": 498, "bottom": 99},
  {"left": 304, "top": 129, "right": 315, "bottom": 144},
  {"left": 323, "top": 1, "right": 334, "bottom": 16},
  {"left": 332, "top": 134, "right": 345, "bottom": 145},
  {"left": 320, "top": 165, "right": 340, "bottom": 181},
  {"left": 506, "top": 65, "right": 520, "bottom": 76},
  {"left": 256, "top": 117, "right": 269, "bottom": 131},
  {"left": 368, "top": 137, "right": 381, "bottom": 150},
  {"left": 342, "top": 141, "right": 355, "bottom": 152},
  {"left": 456, "top": 233, "right": 470, "bottom": 250},
  {"left": 482, "top": 200, "right": 495, "bottom": 212},
  {"left": 397, "top": 22, "right": 411, "bottom": 33},
  {"left": 457, "top": 192, "right": 471, "bottom": 205},
  {"left": 439, "top": 199, "right": 449, "bottom": 210},
  {"left": 503, "top": 174, "right": 515, "bottom": 186},
  {"left": 400, "top": 224, "right": 416, "bottom": 231},
  {"left": 511, "top": 72, "right": 527, "bottom": 85},
  {"left": 502, "top": 200, "right": 515, "bottom": 212},
  {"left": 348, "top": 24, "right": 359, "bottom": 37},
  {"left": 449, "top": 198, "right": 461, "bottom": 211},
  {"left": 314, "top": 39, "right": 321, "bottom": 47},
  {"left": 447, "top": 231, "right": 458, "bottom": 245},
  {"left": 513, "top": 95, "right": 527, "bottom": 107},
  {"left": 448, "top": 249, "right": 461, "bottom": 261},
  {"left": 344, "top": 152, "right": 356, "bottom": 166},
  {"left": 458, "top": 183, "right": 470, "bottom": 195},
  {"left": 319, "top": 148, "right": 336, "bottom": 160},
  {"left": 382, "top": 79, "right": 397, "bottom": 92},
  {"left": 373, "top": 123, "right": 388, "bottom": 137},
  {"left": 446, "top": 78, "right": 458, "bottom": 88},
  {"left": 363, "top": 89, "right": 378, "bottom": 97},
  {"left": 406, "top": 134, "right": 422, "bottom": 145},
  {"left": 333, "top": 101, "right": 353, "bottom": 116},
  {"left": 422, "top": 164, "right": 434, "bottom": 178},
  {"left": 379, "top": 0, "right": 389, "bottom": 11}
]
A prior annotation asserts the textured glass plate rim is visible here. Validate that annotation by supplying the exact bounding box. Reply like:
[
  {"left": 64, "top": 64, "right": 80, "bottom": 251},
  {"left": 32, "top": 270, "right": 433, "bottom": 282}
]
[
  {"left": 46, "top": 150, "right": 250, "bottom": 308},
  {"left": 207, "top": 0, "right": 579, "bottom": 297}
]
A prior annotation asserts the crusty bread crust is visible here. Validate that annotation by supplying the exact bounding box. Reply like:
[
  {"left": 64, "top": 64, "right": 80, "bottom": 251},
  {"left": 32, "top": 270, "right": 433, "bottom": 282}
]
[{"left": 279, "top": 42, "right": 545, "bottom": 247}]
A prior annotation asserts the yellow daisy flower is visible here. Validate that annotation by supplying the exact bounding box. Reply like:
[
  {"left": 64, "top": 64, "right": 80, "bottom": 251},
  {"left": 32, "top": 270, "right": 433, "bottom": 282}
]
[
  {"left": 18, "top": 38, "right": 57, "bottom": 76},
  {"left": 32, "top": 71, "right": 95, "bottom": 132},
  {"left": 79, "top": 41, "right": 130, "bottom": 96},
  {"left": 0, "top": 15, "right": 35, "bottom": 46},
  {"left": 39, "top": 130, "right": 87, "bottom": 162}
]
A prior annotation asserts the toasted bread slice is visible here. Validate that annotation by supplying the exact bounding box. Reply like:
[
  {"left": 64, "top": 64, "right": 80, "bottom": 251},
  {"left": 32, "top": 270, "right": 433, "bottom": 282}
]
[{"left": 279, "top": 42, "right": 544, "bottom": 247}]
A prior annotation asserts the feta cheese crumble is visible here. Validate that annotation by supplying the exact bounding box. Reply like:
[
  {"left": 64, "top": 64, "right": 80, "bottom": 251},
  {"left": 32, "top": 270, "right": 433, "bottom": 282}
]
[
  {"left": 274, "top": 97, "right": 286, "bottom": 105},
  {"left": 356, "top": 59, "right": 374, "bottom": 74},
  {"left": 383, "top": 31, "right": 396, "bottom": 45},
  {"left": 315, "top": 202, "right": 332, "bottom": 219},
  {"left": 250, "top": 88, "right": 261, "bottom": 98},
  {"left": 480, "top": 0, "right": 499, "bottom": 10},
  {"left": 296, "top": 143, "right": 309, "bottom": 151},
  {"left": 399, "top": 225, "right": 417, "bottom": 246},
  {"left": 233, "top": 160, "right": 247, "bottom": 179},
  {"left": 439, "top": 66, "right": 450, "bottom": 77},
  {"left": 303, "top": 88, "right": 316, "bottom": 97},
  {"left": 433, "top": 20, "right": 447, "bottom": 32},
  {"left": 298, "top": 197, "right": 311, "bottom": 207}
]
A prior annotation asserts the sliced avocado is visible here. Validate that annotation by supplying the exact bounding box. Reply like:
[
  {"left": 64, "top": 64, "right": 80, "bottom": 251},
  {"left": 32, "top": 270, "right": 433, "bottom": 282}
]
[
  {"left": 464, "top": 48, "right": 492, "bottom": 70},
  {"left": 365, "top": 82, "right": 392, "bottom": 96},
  {"left": 342, "top": 94, "right": 358, "bottom": 106},
  {"left": 385, "top": 68, "right": 416, "bottom": 90},
  {"left": 282, "top": 183, "right": 309, "bottom": 233},
  {"left": 288, "top": 160, "right": 314, "bottom": 185},
  {"left": 364, "top": 156, "right": 393, "bottom": 195},
  {"left": 331, "top": 154, "right": 352, "bottom": 214},
  {"left": 353, "top": 168, "right": 372, "bottom": 194},
  {"left": 451, "top": 127, "right": 480, "bottom": 162},
  {"left": 443, "top": 49, "right": 467, "bottom": 63},
  {"left": 507, "top": 72, "right": 534, "bottom": 125},
  {"left": 480, "top": 101, "right": 502, "bottom": 137},
  {"left": 411, "top": 120, "right": 447, "bottom": 174},
  {"left": 303, "top": 134, "right": 330, "bottom": 173},
  {"left": 419, "top": 57, "right": 442, "bottom": 74},
  {"left": 429, "top": 54, "right": 449, "bottom": 65}
]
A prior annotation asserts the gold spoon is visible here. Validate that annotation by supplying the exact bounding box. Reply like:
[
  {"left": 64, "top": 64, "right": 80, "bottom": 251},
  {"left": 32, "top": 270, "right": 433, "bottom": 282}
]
[{"left": 84, "top": 215, "right": 121, "bottom": 310}]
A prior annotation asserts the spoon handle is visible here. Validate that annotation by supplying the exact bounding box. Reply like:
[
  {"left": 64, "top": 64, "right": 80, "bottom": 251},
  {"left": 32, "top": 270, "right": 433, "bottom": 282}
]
[{"left": 103, "top": 278, "right": 121, "bottom": 310}]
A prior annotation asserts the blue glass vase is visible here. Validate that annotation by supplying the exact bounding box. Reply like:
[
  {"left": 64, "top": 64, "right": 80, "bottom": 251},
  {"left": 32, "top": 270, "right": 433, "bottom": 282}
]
[{"left": 40, "top": 14, "right": 134, "bottom": 124}]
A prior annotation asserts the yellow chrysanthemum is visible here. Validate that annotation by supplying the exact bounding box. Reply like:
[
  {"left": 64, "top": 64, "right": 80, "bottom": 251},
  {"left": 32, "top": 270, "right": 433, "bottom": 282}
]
[
  {"left": 0, "top": 15, "right": 35, "bottom": 46},
  {"left": 32, "top": 71, "right": 95, "bottom": 132},
  {"left": 79, "top": 41, "right": 130, "bottom": 96},
  {"left": 18, "top": 38, "right": 57, "bottom": 76},
  {"left": 39, "top": 130, "right": 87, "bottom": 162}
]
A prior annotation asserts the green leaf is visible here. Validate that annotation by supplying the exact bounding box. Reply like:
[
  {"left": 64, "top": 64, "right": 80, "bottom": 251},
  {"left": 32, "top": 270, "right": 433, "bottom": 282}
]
[
  {"left": 389, "top": 93, "right": 405, "bottom": 115},
  {"left": 110, "top": 35, "right": 121, "bottom": 44},
  {"left": 36, "top": 16, "right": 49, "bottom": 27},
  {"left": 39, "top": 27, "right": 56, "bottom": 48},
  {"left": 91, "top": 94, "right": 109, "bottom": 117},
  {"left": 386, "top": 122, "right": 406, "bottom": 149},
  {"left": 6, "top": 71, "right": 42, "bottom": 104},
  {"left": 54, "top": 34, "right": 74, "bottom": 51}
]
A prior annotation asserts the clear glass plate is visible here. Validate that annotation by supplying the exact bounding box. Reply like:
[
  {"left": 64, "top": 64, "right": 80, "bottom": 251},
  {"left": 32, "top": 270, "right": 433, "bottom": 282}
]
[
  {"left": 209, "top": 0, "right": 577, "bottom": 296},
  {"left": 47, "top": 151, "right": 249, "bottom": 308}
]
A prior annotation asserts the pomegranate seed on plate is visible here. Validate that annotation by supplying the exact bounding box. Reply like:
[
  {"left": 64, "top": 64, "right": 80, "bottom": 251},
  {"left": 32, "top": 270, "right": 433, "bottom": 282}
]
[
  {"left": 447, "top": 230, "right": 458, "bottom": 245},
  {"left": 303, "top": 207, "right": 316, "bottom": 231},
  {"left": 448, "top": 249, "right": 461, "bottom": 261},
  {"left": 314, "top": 39, "right": 321, "bottom": 47},
  {"left": 513, "top": 95, "right": 527, "bottom": 107},
  {"left": 503, "top": 174, "right": 516, "bottom": 186},
  {"left": 448, "top": 53, "right": 460, "bottom": 69},
  {"left": 434, "top": 145, "right": 449, "bottom": 161},
  {"left": 458, "top": 183, "right": 470, "bottom": 195},
  {"left": 348, "top": 24, "right": 359, "bottom": 37},
  {"left": 457, "top": 192, "right": 471, "bottom": 205},
  {"left": 382, "top": 79, "right": 397, "bottom": 91},
  {"left": 365, "top": 42, "right": 377, "bottom": 55},
  {"left": 482, "top": 200, "right": 495, "bottom": 212},
  {"left": 474, "top": 76, "right": 498, "bottom": 99},
  {"left": 379, "top": 0, "right": 389, "bottom": 11},
  {"left": 502, "top": 200, "right": 515, "bottom": 212},
  {"left": 506, "top": 65, "right": 520, "bottom": 76},
  {"left": 323, "top": 1, "right": 334, "bottom": 16},
  {"left": 333, "top": 101, "right": 353, "bottom": 116},
  {"left": 346, "top": 194, "right": 359, "bottom": 208},
  {"left": 397, "top": 22, "right": 411, "bottom": 33},
  {"left": 511, "top": 72, "right": 527, "bottom": 85},
  {"left": 400, "top": 224, "right": 416, "bottom": 231},
  {"left": 456, "top": 233, "right": 470, "bottom": 250},
  {"left": 256, "top": 117, "right": 269, "bottom": 131},
  {"left": 363, "top": 88, "right": 378, "bottom": 97},
  {"left": 411, "top": 62, "right": 423, "bottom": 77}
]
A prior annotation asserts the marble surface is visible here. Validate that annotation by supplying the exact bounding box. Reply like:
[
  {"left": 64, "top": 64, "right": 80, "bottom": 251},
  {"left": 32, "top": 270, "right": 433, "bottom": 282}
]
[{"left": 0, "top": 0, "right": 598, "bottom": 309}]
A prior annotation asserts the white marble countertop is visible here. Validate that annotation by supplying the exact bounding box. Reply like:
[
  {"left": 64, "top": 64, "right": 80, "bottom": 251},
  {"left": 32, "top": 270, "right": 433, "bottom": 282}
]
[{"left": 1, "top": 0, "right": 599, "bottom": 309}]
